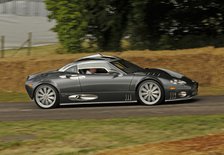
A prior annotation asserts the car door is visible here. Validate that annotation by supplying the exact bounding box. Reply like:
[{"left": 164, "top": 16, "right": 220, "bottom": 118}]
[
  {"left": 77, "top": 62, "right": 134, "bottom": 102},
  {"left": 55, "top": 65, "right": 82, "bottom": 103}
]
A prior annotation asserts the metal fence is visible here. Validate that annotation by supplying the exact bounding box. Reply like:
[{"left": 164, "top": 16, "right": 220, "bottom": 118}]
[{"left": 0, "top": 0, "right": 49, "bottom": 16}]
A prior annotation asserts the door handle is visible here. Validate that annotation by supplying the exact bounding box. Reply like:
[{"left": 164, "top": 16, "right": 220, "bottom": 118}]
[{"left": 66, "top": 74, "right": 79, "bottom": 80}]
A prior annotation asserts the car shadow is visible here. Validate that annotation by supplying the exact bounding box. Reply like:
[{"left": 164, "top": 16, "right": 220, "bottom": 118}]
[
  {"left": 60, "top": 98, "right": 201, "bottom": 109},
  {"left": 164, "top": 98, "right": 200, "bottom": 105}
]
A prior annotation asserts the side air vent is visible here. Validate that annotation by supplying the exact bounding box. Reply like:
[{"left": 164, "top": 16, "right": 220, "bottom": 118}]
[
  {"left": 169, "top": 92, "right": 177, "bottom": 100},
  {"left": 147, "top": 72, "right": 161, "bottom": 77},
  {"left": 125, "top": 94, "right": 132, "bottom": 101},
  {"left": 69, "top": 94, "right": 98, "bottom": 101}
]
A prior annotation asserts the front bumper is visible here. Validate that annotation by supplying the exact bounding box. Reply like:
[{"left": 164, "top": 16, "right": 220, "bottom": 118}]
[
  {"left": 25, "top": 81, "right": 35, "bottom": 99},
  {"left": 165, "top": 82, "right": 198, "bottom": 102}
]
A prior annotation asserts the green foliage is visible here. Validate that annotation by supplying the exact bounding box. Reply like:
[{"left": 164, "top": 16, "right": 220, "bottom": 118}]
[
  {"left": 84, "top": 0, "right": 130, "bottom": 51},
  {"left": 129, "top": 0, "right": 224, "bottom": 50},
  {"left": 45, "top": 0, "right": 224, "bottom": 52},
  {"left": 45, "top": 0, "right": 88, "bottom": 52}
]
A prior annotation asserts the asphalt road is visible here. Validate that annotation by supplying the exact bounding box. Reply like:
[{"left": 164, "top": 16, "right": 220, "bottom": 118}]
[{"left": 0, "top": 96, "right": 223, "bottom": 121}]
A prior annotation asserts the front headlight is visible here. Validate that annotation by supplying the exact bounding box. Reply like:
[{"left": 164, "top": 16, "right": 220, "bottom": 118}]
[{"left": 170, "top": 79, "right": 186, "bottom": 85}]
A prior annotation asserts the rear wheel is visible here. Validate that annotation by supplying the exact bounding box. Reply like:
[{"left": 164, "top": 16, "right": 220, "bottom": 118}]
[
  {"left": 137, "top": 80, "right": 164, "bottom": 105},
  {"left": 34, "top": 84, "right": 59, "bottom": 109}
]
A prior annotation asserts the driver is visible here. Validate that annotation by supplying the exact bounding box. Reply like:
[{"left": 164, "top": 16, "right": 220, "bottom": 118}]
[{"left": 86, "top": 68, "right": 97, "bottom": 74}]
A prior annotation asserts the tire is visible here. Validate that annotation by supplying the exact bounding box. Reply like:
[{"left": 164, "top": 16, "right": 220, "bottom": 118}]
[
  {"left": 34, "top": 84, "right": 59, "bottom": 109},
  {"left": 137, "top": 80, "right": 164, "bottom": 105}
]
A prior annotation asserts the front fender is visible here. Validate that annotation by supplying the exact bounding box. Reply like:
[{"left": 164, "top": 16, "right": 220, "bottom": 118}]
[
  {"left": 26, "top": 79, "right": 60, "bottom": 99},
  {"left": 130, "top": 75, "right": 164, "bottom": 91}
]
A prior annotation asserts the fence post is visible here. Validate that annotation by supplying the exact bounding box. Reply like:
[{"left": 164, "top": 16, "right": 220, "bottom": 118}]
[
  {"left": 27, "top": 32, "right": 32, "bottom": 56},
  {"left": 1, "top": 36, "right": 5, "bottom": 58}
]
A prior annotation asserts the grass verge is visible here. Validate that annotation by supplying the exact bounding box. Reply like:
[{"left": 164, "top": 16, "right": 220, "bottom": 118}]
[
  {"left": 0, "top": 91, "right": 30, "bottom": 102},
  {"left": 0, "top": 115, "right": 224, "bottom": 155}
]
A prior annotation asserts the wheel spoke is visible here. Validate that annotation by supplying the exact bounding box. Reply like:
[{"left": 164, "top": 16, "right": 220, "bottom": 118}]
[
  {"left": 152, "top": 94, "right": 158, "bottom": 98},
  {"left": 143, "top": 95, "right": 148, "bottom": 99},
  {"left": 38, "top": 97, "right": 44, "bottom": 101},
  {"left": 141, "top": 92, "right": 148, "bottom": 95},
  {"left": 152, "top": 86, "right": 158, "bottom": 91},
  {"left": 47, "top": 98, "right": 53, "bottom": 104},
  {"left": 46, "top": 99, "right": 50, "bottom": 105},
  {"left": 41, "top": 99, "right": 45, "bottom": 105},
  {"left": 141, "top": 88, "right": 148, "bottom": 92},
  {"left": 47, "top": 87, "right": 51, "bottom": 94},
  {"left": 43, "top": 87, "right": 47, "bottom": 94},
  {"left": 144, "top": 84, "right": 149, "bottom": 90},
  {"left": 48, "top": 96, "right": 55, "bottom": 100},
  {"left": 37, "top": 93, "right": 43, "bottom": 97},
  {"left": 39, "top": 89, "right": 44, "bottom": 95},
  {"left": 146, "top": 95, "right": 149, "bottom": 101},
  {"left": 153, "top": 90, "right": 160, "bottom": 94},
  {"left": 48, "top": 92, "right": 55, "bottom": 96},
  {"left": 149, "top": 84, "right": 153, "bottom": 90},
  {"left": 151, "top": 95, "right": 155, "bottom": 101}
]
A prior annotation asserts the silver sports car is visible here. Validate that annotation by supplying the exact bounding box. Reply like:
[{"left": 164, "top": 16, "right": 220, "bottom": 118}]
[{"left": 25, "top": 54, "right": 198, "bottom": 109}]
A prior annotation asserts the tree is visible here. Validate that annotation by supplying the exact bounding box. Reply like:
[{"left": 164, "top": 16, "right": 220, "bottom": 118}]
[
  {"left": 46, "top": 0, "right": 224, "bottom": 52},
  {"left": 83, "top": 0, "right": 130, "bottom": 51},
  {"left": 46, "top": 0, "right": 130, "bottom": 52},
  {"left": 129, "top": 0, "right": 224, "bottom": 49},
  {"left": 45, "top": 0, "right": 88, "bottom": 52},
  {"left": 128, "top": 0, "right": 174, "bottom": 49}
]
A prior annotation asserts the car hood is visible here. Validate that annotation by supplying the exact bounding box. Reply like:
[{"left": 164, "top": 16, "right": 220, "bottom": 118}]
[
  {"left": 27, "top": 70, "right": 58, "bottom": 80},
  {"left": 157, "top": 68, "right": 183, "bottom": 78},
  {"left": 138, "top": 68, "right": 184, "bottom": 79}
]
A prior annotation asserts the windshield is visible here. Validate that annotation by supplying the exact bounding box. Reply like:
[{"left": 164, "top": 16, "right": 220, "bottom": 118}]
[
  {"left": 58, "top": 63, "right": 74, "bottom": 72},
  {"left": 111, "top": 59, "right": 144, "bottom": 74}
]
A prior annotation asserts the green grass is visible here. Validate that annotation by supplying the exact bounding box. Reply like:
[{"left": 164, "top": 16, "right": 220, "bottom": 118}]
[
  {"left": 0, "top": 91, "right": 30, "bottom": 102},
  {"left": 0, "top": 115, "right": 224, "bottom": 155},
  {"left": 0, "top": 92, "right": 31, "bottom": 102},
  {"left": 199, "top": 86, "right": 224, "bottom": 96}
]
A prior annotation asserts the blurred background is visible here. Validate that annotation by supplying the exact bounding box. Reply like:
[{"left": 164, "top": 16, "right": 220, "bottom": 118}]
[
  {"left": 44, "top": 0, "right": 224, "bottom": 52},
  {"left": 0, "top": 1, "right": 224, "bottom": 155},
  {"left": 1, "top": 0, "right": 224, "bottom": 51},
  {"left": 0, "top": 0, "right": 57, "bottom": 49}
]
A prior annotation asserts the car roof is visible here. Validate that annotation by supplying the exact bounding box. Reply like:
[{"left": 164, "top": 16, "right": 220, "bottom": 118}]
[{"left": 75, "top": 54, "right": 120, "bottom": 63}]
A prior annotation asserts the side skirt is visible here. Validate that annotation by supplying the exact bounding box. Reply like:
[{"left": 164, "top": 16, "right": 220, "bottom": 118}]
[{"left": 60, "top": 100, "right": 138, "bottom": 106}]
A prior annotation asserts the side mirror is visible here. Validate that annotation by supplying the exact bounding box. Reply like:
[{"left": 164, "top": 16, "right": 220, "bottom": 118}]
[
  {"left": 109, "top": 70, "right": 122, "bottom": 77},
  {"left": 65, "top": 74, "right": 78, "bottom": 78}
]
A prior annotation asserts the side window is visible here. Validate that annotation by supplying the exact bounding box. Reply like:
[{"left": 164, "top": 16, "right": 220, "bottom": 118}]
[
  {"left": 65, "top": 66, "right": 77, "bottom": 73},
  {"left": 79, "top": 68, "right": 108, "bottom": 75}
]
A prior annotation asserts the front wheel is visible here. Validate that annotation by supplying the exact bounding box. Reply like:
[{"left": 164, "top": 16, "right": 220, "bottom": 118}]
[
  {"left": 137, "top": 80, "right": 164, "bottom": 105},
  {"left": 34, "top": 84, "right": 59, "bottom": 109}
]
